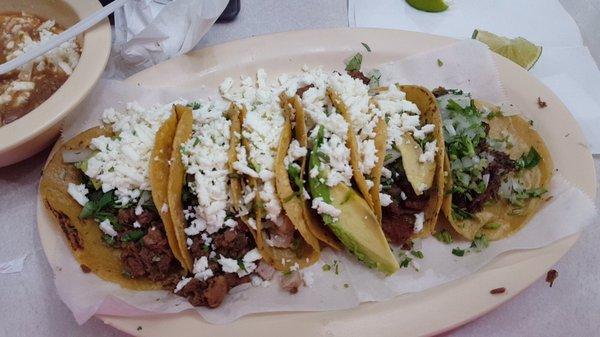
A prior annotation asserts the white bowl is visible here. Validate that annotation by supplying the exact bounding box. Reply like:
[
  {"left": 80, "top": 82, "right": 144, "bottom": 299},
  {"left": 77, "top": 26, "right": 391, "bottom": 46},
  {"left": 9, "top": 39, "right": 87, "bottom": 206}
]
[{"left": 0, "top": 0, "right": 111, "bottom": 167}]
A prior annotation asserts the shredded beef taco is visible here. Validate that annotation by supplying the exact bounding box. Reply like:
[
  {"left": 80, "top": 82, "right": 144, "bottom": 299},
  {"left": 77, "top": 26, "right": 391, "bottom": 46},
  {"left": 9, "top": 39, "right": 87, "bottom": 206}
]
[
  {"left": 217, "top": 70, "right": 322, "bottom": 277},
  {"left": 282, "top": 68, "right": 399, "bottom": 274},
  {"left": 40, "top": 102, "right": 185, "bottom": 290},
  {"left": 435, "top": 88, "right": 553, "bottom": 241},
  {"left": 367, "top": 84, "right": 445, "bottom": 247}
]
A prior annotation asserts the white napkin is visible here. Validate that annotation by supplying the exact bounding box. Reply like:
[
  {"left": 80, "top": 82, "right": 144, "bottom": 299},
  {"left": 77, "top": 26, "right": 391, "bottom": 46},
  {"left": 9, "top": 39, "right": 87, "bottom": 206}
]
[
  {"left": 46, "top": 44, "right": 597, "bottom": 325},
  {"left": 349, "top": 0, "right": 600, "bottom": 153},
  {"left": 106, "top": 0, "right": 228, "bottom": 78}
]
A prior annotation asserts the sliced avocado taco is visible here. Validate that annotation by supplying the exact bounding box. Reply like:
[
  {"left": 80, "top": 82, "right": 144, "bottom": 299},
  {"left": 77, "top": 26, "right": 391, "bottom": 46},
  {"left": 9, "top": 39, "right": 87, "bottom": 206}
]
[
  {"left": 40, "top": 102, "right": 185, "bottom": 290},
  {"left": 281, "top": 67, "right": 399, "bottom": 275},
  {"left": 219, "top": 70, "right": 321, "bottom": 277},
  {"left": 435, "top": 88, "right": 553, "bottom": 241},
  {"left": 368, "top": 84, "right": 445, "bottom": 247}
]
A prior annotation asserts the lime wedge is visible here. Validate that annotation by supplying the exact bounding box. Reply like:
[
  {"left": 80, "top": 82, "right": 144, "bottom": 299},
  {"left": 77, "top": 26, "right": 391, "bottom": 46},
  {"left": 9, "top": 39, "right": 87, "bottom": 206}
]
[
  {"left": 472, "top": 29, "right": 542, "bottom": 70},
  {"left": 405, "top": 0, "right": 448, "bottom": 12}
]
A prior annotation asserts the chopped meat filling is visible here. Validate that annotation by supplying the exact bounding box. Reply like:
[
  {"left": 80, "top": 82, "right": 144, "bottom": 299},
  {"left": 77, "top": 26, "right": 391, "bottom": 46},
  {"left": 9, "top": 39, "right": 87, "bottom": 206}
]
[{"left": 381, "top": 171, "right": 429, "bottom": 246}]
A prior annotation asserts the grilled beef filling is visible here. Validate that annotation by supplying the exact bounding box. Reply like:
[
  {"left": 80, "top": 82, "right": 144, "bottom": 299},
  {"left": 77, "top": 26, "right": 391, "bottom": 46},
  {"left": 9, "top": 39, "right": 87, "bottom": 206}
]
[
  {"left": 381, "top": 169, "right": 429, "bottom": 246},
  {"left": 77, "top": 174, "right": 182, "bottom": 284},
  {"left": 174, "top": 181, "right": 254, "bottom": 307}
]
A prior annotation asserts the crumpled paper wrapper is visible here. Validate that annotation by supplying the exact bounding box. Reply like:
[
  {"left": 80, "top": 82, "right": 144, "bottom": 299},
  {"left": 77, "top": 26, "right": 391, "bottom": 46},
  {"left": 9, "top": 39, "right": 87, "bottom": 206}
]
[
  {"left": 44, "top": 41, "right": 597, "bottom": 325},
  {"left": 106, "top": 0, "right": 228, "bottom": 79}
]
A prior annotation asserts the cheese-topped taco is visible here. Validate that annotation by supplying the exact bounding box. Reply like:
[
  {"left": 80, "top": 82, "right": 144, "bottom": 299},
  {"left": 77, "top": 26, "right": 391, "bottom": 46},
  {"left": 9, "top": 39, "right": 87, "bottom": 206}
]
[
  {"left": 219, "top": 70, "right": 321, "bottom": 277},
  {"left": 40, "top": 102, "right": 185, "bottom": 290},
  {"left": 282, "top": 67, "right": 399, "bottom": 275},
  {"left": 370, "top": 84, "right": 445, "bottom": 247},
  {"left": 434, "top": 88, "right": 553, "bottom": 240},
  {"left": 167, "top": 103, "right": 270, "bottom": 307}
]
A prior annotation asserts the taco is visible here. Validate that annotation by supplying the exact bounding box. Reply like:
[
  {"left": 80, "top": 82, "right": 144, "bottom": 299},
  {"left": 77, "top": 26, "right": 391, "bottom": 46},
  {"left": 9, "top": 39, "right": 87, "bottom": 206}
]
[
  {"left": 283, "top": 68, "right": 399, "bottom": 274},
  {"left": 167, "top": 102, "right": 273, "bottom": 307},
  {"left": 219, "top": 70, "right": 321, "bottom": 277},
  {"left": 434, "top": 88, "right": 553, "bottom": 241},
  {"left": 40, "top": 102, "right": 185, "bottom": 290},
  {"left": 369, "top": 84, "right": 445, "bottom": 247}
]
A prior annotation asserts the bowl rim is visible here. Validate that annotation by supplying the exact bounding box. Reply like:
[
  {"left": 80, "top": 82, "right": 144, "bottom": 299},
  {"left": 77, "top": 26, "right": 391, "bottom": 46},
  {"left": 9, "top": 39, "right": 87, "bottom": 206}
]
[{"left": 0, "top": 0, "right": 112, "bottom": 154}]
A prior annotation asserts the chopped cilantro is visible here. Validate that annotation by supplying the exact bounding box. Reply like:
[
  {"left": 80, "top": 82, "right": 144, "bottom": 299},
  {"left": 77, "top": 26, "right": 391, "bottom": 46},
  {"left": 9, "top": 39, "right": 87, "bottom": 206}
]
[
  {"left": 187, "top": 101, "right": 201, "bottom": 110},
  {"left": 399, "top": 256, "right": 412, "bottom": 268},
  {"left": 486, "top": 109, "right": 504, "bottom": 120},
  {"left": 508, "top": 187, "right": 547, "bottom": 207},
  {"left": 470, "top": 234, "right": 489, "bottom": 251},
  {"left": 237, "top": 259, "right": 247, "bottom": 272},
  {"left": 515, "top": 147, "right": 541, "bottom": 170},
  {"left": 343, "top": 283, "right": 350, "bottom": 288},
  {"left": 437, "top": 59, "right": 444, "bottom": 67},
  {"left": 451, "top": 204, "right": 473, "bottom": 221},
  {"left": 483, "top": 222, "right": 502, "bottom": 230},
  {"left": 287, "top": 164, "right": 305, "bottom": 194},
  {"left": 368, "top": 69, "right": 381, "bottom": 89},
  {"left": 101, "top": 234, "right": 116, "bottom": 247},
  {"left": 193, "top": 137, "right": 200, "bottom": 147},
  {"left": 345, "top": 53, "right": 363, "bottom": 72},
  {"left": 410, "top": 250, "right": 424, "bottom": 259},
  {"left": 80, "top": 190, "right": 115, "bottom": 219},
  {"left": 322, "top": 264, "right": 331, "bottom": 272},
  {"left": 121, "top": 230, "right": 145, "bottom": 242},
  {"left": 452, "top": 247, "right": 466, "bottom": 257},
  {"left": 433, "top": 229, "right": 454, "bottom": 244},
  {"left": 361, "top": 42, "right": 371, "bottom": 52}
]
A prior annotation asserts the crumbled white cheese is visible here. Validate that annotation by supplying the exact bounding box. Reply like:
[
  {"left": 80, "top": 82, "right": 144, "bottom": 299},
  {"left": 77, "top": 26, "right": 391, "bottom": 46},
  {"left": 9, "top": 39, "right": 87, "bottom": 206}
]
[
  {"left": 134, "top": 205, "right": 143, "bottom": 216},
  {"left": 85, "top": 102, "right": 176, "bottom": 205},
  {"left": 161, "top": 203, "right": 169, "bottom": 214},
  {"left": 67, "top": 183, "right": 88, "bottom": 206},
  {"left": 133, "top": 221, "right": 141, "bottom": 229},
  {"left": 180, "top": 99, "right": 234, "bottom": 235},
  {"left": 284, "top": 139, "right": 307, "bottom": 167},
  {"left": 414, "top": 212, "right": 425, "bottom": 233},
  {"left": 185, "top": 218, "right": 207, "bottom": 236},
  {"left": 328, "top": 72, "right": 381, "bottom": 176},
  {"left": 380, "top": 193, "right": 393, "bottom": 207},
  {"left": 224, "top": 70, "right": 287, "bottom": 221},
  {"left": 400, "top": 191, "right": 407, "bottom": 200},
  {"left": 174, "top": 277, "right": 192, "bottom": 293},
  {"left": 217, "top": 256, "right": 239, "bottom": 274},
  {"left": 192, "top": 256, "right": 214, "bottom": 281},
  {"left": 311, "top": 197, "right": 341, "bottom": 219},
  {"left": 419, "top": 140, "right": 438, "bottom": 163},
  {"left": 99, "top": 219, "right": 117, "bottom": 237}
]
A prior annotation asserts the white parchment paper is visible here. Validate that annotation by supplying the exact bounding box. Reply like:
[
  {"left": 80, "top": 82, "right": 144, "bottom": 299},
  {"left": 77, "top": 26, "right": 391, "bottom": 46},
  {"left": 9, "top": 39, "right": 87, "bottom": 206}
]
[{"left": 45, "top": 42, "right": 597, "bottom": 325}]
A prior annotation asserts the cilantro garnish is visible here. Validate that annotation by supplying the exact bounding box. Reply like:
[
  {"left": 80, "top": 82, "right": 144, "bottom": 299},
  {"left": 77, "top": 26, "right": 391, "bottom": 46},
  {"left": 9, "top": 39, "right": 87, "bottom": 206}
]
[
  {"left": 322, "top": 264, "right": 332, "bottom": 272},
  {"left": 237, "top": 259, "right": 247, "bottom": 272},
  {"left": 483, "top": 222, "right": 502, "bottom": 230},
  {"left": 515, "top": 147, "right": 541, "bottom": 170},
  {"left": 433, "top": 229, "right": 454, "bottom": 244},
  {"left": 361, "top": 42, "right": 371, "bottom": 52},
  {"left": 80, "top": 190, "right": 115, "bottom": 219},
  {"left": 345, "top": 53, "right": 363, "bottom": 72},
  {"left": 399, "top": 256, "right": 412, "bottom": 268},
  {"left": 452, "top": 247, "right": 466, "bottom": 257},
  {"left": 437, "top": 59, "right": 444, "bottom": 67},
  {"left": 410, "top": 250, "right": 424, "bottom": 259},
  {"left": 121, "top": 230, "right": 145, "bottom": 242},
  {"left": 470, "top": 234, "right": 489, "bottom": 252},
  {"left": 451, "top": 204, "right": 473, "bottom": 221},
  {"left": 186, "top": 101, "right": 201, "bottom": 110}
]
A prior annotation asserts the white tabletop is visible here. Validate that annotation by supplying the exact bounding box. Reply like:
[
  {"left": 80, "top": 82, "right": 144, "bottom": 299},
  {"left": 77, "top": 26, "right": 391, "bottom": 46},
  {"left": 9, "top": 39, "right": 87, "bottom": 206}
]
[{"left": 1, "top": 1, "right": 598, "bottom": 336}]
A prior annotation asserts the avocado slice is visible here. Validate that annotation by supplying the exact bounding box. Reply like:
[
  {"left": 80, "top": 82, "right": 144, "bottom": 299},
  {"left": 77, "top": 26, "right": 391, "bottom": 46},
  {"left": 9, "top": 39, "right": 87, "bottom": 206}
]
[
  {"left": 398, "top": 133, "right": 435, "bottom": 195},
  {"left": 308, "top": 126, "right": 399, "bottom": 275}
]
